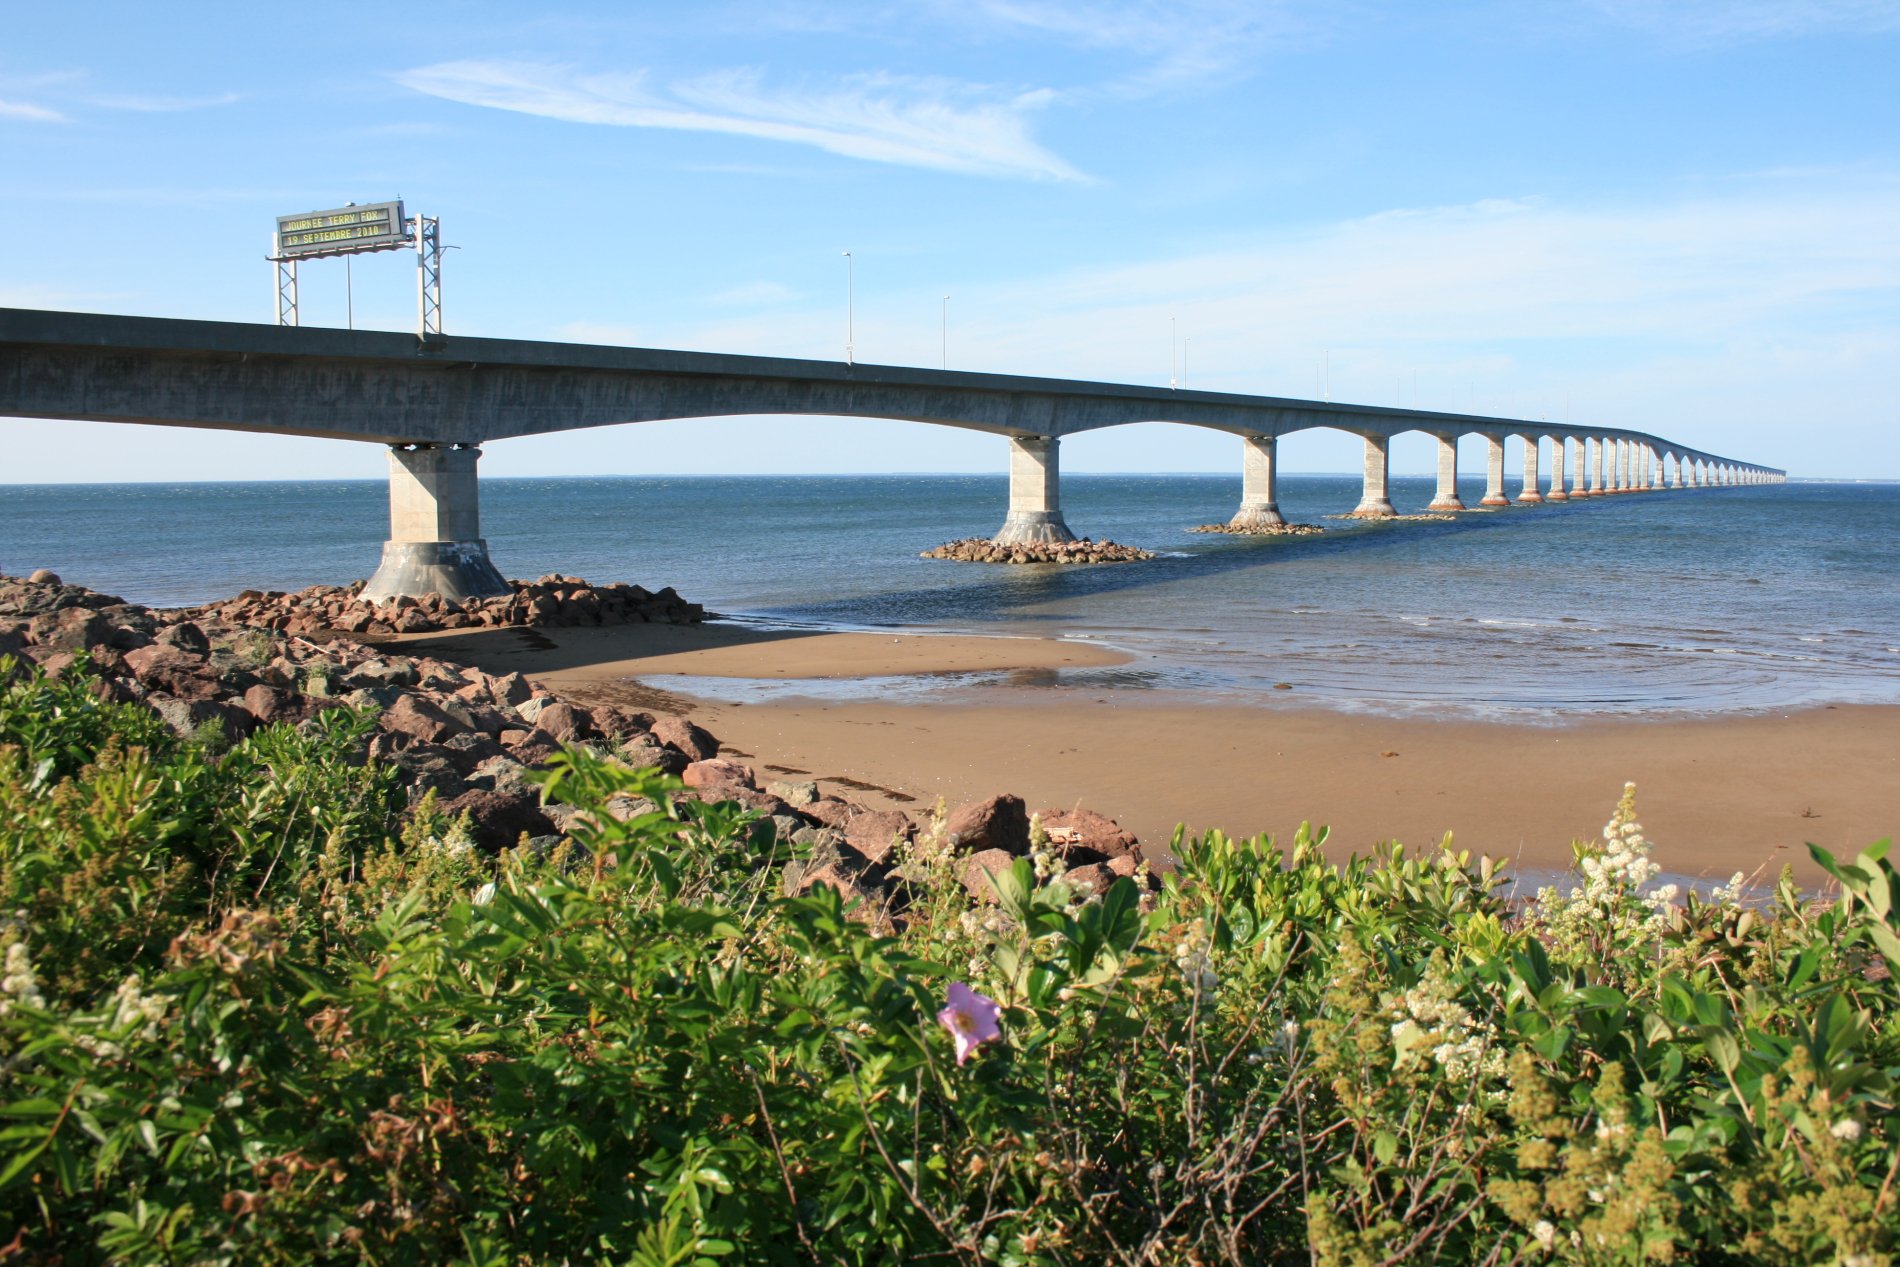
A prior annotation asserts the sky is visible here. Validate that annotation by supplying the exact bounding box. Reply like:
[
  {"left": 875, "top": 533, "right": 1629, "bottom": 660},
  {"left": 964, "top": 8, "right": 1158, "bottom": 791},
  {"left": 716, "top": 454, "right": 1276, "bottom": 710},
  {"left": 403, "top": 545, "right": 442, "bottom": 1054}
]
[{"left": 1, "top": 0, "right": 1896, "bottom": 483}]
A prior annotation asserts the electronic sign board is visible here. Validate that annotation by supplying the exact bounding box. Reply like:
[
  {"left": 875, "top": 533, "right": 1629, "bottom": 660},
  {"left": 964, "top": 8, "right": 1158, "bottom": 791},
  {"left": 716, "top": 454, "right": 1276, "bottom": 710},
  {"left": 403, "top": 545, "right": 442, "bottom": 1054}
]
[{"left": 275, "top": 201, "right": 408, "bottom": 259}]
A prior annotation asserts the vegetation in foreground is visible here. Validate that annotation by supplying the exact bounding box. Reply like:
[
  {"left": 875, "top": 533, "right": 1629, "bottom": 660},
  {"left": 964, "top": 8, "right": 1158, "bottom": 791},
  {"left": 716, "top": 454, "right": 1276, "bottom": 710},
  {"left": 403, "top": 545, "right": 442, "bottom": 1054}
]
[{"left": 0, "top": 657, "right": 1895, "bottom": 1265}]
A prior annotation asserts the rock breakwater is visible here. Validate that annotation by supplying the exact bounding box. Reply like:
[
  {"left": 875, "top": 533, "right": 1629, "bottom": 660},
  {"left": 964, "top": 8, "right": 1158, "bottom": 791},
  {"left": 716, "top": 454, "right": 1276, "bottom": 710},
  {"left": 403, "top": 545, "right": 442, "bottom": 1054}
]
[
  {"left": 169, "top": 574, "right": 705, "bottom": 638},
  {"left": 1, "top": 571, "right": 1151, "bottom": 930},
  {"left": 1188, "top": 522, "right": 1325, "bottom": 536},
  {"left": 922, "top": 538, "right": 1154, "bottom": 564}
]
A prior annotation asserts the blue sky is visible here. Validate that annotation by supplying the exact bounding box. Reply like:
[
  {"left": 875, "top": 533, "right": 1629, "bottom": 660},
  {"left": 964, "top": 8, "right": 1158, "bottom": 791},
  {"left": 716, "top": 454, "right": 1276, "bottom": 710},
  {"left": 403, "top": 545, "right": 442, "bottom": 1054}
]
[{"left": 2, "top": 0, "right": 1896, "bottom": 482}]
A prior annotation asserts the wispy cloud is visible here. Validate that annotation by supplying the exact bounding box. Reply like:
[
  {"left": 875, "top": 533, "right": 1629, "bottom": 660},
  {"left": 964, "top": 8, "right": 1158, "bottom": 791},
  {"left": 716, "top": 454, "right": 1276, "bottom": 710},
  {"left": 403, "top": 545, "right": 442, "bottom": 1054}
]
[
  {"left": 1582, "top": 0, "right": 1900, "bottom": 43},
  {"left": 0, "top": 98, "right": 65, "bottom": 123},
  {"left": 397, "top": 59, "right": 1086, "bottom": 181},
  {"left": 949, "top": 0, "right": 1326, "bottom": 95},
  {"left": 83, "top": 90, "right": 242, "bottom": 112}
]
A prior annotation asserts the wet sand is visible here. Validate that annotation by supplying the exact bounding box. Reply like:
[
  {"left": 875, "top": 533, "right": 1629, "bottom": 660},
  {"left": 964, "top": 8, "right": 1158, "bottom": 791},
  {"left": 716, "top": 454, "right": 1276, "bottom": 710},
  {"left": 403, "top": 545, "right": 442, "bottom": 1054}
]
[{"left": 404, "top": 621, "right": 1900, "bottom": 886}]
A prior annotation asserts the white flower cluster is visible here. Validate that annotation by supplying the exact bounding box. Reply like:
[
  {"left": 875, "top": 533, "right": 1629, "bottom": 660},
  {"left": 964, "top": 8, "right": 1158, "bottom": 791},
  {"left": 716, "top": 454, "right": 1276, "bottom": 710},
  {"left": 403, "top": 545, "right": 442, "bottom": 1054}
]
[
  {"left": 76, "top": 974, "right": 175, "bottom": 1060},
  {"left": 1388, "top": 961, "right": 1502, "bottom": 1082},
  {"left": 1172, "top": 925, "right": 1219, "bottom": 1008},
  {"left": 1579, "top": 784, "right": 1662, "bottom": 903},
  {"left": 0, "top": 941, "right": 45, "bottom": 1016},
  {"left": 1027, "top": 814, "right": 1065, "bottom": 883}
]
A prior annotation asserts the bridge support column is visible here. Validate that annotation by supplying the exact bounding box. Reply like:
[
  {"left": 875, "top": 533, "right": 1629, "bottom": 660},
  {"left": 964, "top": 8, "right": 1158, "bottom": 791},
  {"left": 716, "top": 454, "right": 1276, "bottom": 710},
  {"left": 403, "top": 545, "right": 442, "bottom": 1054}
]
[
  {"left": 1227, "top": 434, "right": 1286, "bottom": 527},
  {"left": 1649, "top": 446, "right": 1665, "bottom": 490},
  {"left": 1352, "top": 435, "right": 1396, "bottom": 517},
  {"left": 993, "top": 435, "right": 1077, "bottom": 545},
  {"left": 1587, "top": 438, "right": 1603, "bottom": 495},
  {"left": 1571, "top": 438, "right": 1587, "bottom": 499},
  {"left": 1481, "top": 434, "right": 1509, "bottom": 506},
  {"left": 1428, "top": 434, "right": 1465, "bottom": 510},
  {"left": 1547, "top": 437, "right": 1569, "bottom": 501},
  {"left": 361, "top": 443, "right": 510, "bottom": 603},
  {"left": 1517, "top": 436, "right": 1544, "bottom": 504}
]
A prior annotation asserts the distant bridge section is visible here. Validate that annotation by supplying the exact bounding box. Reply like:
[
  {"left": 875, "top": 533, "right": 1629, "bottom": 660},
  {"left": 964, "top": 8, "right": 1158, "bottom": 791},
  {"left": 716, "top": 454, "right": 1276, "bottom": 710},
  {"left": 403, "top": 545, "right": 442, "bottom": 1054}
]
[{"left": 0, "top": 308, "right": 1784, "bottom": 599}]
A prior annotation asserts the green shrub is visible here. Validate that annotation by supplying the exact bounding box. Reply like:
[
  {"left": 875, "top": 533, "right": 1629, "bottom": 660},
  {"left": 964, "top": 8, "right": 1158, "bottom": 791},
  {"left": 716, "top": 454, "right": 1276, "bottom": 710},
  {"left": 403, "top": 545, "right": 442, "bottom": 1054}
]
[{"left": 0, "top": 659, "right": 1893, "bottom": 1264}]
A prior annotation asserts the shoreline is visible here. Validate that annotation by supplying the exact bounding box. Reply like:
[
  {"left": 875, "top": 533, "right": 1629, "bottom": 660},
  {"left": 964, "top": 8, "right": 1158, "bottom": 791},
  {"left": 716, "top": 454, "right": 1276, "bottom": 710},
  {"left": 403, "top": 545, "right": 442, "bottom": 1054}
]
[{"left": 400, "top": 620, "right": 1900, "bottom": 886}]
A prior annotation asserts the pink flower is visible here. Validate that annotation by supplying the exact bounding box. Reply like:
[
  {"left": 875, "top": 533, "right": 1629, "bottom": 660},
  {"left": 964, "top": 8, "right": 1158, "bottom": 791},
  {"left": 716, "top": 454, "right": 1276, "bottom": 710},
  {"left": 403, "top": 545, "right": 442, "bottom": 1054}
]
[{"left": 937, "top": 982, "right": 1002, "bottom": 1065}]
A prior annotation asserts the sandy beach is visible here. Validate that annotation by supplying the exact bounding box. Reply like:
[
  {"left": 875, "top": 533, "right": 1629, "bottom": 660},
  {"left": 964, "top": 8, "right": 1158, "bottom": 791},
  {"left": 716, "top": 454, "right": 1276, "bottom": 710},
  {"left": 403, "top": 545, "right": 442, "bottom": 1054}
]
[{"left": 402, "top": 621, "right": 1900, "bottom": 886}]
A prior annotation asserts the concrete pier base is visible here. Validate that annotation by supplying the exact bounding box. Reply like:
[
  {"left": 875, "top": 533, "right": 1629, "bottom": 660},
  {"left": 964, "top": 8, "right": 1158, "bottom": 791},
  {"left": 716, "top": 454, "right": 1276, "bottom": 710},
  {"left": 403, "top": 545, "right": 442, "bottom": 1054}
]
[
  {"left": 1351, "top": 435, "right": 1396, "bottom": 517},
  {"left": 1226, "top": 434, "right": 1287, "bottom": 528},
  {"left": 1516, "top": 435, "right": 1545, "bottom": 504},
  {"left": 1571, "top": 438, "right": 1587, "bottom": 499},
  {"left": 361, "top": 444, "right": 510, "bottom": 603},
  {"left": 1547, "top": 437, "right": 1569, "bottom": 501},
  {"left": 1427, "top": 434, "right": 1466, "bottom": 511},
  {"left": 993, "top": 435, "right": 1078, "bottom": 545},
  {"left": 1480, "top": 433, "right": 1510, "bottom": 506}
]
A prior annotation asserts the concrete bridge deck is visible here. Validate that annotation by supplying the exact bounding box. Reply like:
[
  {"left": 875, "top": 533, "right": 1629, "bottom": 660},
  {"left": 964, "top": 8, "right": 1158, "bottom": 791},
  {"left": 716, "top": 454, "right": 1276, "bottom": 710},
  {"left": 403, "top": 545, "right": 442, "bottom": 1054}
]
[{"left": 0, "top": 308, "right": 1785, "bottom": 599}]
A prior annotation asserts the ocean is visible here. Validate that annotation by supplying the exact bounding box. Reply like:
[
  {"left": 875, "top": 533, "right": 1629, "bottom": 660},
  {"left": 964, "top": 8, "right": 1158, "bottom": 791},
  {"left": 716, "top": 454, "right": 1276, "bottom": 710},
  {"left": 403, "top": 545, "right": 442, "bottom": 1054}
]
[{"left": 3, "top": 474, "right": 1896, "bottom": 721}]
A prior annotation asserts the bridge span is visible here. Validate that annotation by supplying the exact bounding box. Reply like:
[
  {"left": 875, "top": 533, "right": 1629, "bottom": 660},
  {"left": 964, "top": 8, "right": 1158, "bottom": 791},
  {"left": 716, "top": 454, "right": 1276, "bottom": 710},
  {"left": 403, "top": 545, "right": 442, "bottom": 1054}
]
[{"left": 0, "top": 308, "right": 1784, "bottom": 601}]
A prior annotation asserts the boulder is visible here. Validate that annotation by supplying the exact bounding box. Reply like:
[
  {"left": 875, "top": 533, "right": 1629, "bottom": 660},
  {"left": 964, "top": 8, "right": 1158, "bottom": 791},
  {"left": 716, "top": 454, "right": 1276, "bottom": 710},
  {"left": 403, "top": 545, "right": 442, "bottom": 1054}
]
[
  {"left": 801, "top": 797, "right": 857, "bottom": 830},
  {"left": 27, "top": 608, "right": 114, "bottom": 653},
  {"left": 440, "top": 788, "right": 556, "bottom": 852},
  {"left": 844, "top": 809, "right": 915, "bottom": 868},
  {"left": 1037, "top": 806, "right": 1140, "bottom": 861},
  {"left": 380, "top": 694, "right": 468, "bottom": 745},
  {"left": 651, "top": 715, "right": 719, "bottom": 762},
  {"left": 239, "top": 684, "right": 297, "bottom": 726},
  {"left": 1061, "top": 862, "right": 1117, "bottom": 898},
  {"left": 619, "top": 735, "right": 688, "bottom": 775},
  {"left": 530, "top": 700, "right": 595, "bottom": 744},
  {"left": 958, "top": 849, "right": 1020, "bottom": 903},
  {"left": 27, "top": 569, "right": 60, "bottom": 585},
  {"left": 944, "top": 793, "right": 1031, "bottom": 856},
  {"left": 765, "top": 779, "right": 820, "bottom": 807},
  {"left": 153, "top": 622, "right": 210, "bottom": 657},
  {"left": 682, "top": 758, "right": 756, "bottom": 797},
  {"left": 123, "top": 642, "right": 209, "bottom": 679}
]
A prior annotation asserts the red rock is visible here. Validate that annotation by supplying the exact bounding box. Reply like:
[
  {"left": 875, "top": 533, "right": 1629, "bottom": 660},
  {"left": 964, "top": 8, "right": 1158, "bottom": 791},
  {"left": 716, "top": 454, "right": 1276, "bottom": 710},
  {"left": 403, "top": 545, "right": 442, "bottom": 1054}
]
[
  {"left": 944, "top": 793, "right": 1031, "bottom": 855},
  {"left": 240, "top": 684, "right": 295, "bottom": 725},
  {"left": 440, "top": 788, "right": 555, "bottom": 851},
  {"left": 1107, "top": 854, "right": 1142, "bottom": 879},
  {"left": 1061, "top": 862, "right": 1116, "bottom": 897},
  {"left": 124, "top": 642, "right": 207, "bottom": 678},
  {"left": 483, "top": 671, "right": 535, "bottom": 710},
  {"left": 380, "top": 694, "right": 466, "bottom": 745},
  {"left": 1037, "top": 807, "right": 1139, "bottom": 860},
  {"left": 801, "top": 798, "right": 856, "bottom": 829},
  {"left": 651, "top": 715, "right": 719, "bottom": 762},
  {"left": 530, "top": 700, "right": 595, "bottom": 743},
  {"left": 844, "top": 809, "right": 914, "bottom": 867},
  {"left": 958, "top": 849, "right": 1020, "bottom": 903},
  {"left": 26, "top": 608, "right": 114, "bottom": 653},
  {"left": 682, "top": 758, "right": 756, "bottom": 796}
]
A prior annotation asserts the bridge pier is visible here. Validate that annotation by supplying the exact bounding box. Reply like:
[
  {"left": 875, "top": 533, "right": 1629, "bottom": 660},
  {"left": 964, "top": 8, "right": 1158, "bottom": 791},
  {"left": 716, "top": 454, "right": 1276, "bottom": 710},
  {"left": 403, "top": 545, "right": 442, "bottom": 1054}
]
[
  {"left": 1352, "top": 435, "right": 1396, "bottom": 517},
  {"left": 1571, "top": 438, "right": 1586, "bottom": 499},
  {"left": 1428, "top": 434, "right": 1466, "bottom": 510},
  {"left": 1547, "top": 437, "right": 1570, "bottom": 501},
  {"left": 1517, "top": 435, "right": 1544, "bottom": 504},
  {"left": 1227, "top": 434, "right": 1286, "bottom": 527},
  {"left": 1480, "top": 433, "right": 1510, "bottom": 506},
  {"left": 361, "top": 443, "right": 511, "bottom": 603},
  {"left": 993, "top": 435, "right": 1078, "bottom": 545}
]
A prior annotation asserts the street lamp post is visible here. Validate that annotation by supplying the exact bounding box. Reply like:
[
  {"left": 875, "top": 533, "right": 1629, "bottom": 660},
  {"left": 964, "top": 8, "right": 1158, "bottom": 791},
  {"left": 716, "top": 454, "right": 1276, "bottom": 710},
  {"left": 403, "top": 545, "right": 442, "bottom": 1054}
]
[
  {"left": 1170, "top": 315, "right": 1177, "bottom": 390},
  {"left": 941, "top": 294, "right": 949, "bottom": 370},
  {"left": 842, "top": 250, "right": 854, "bottom": 366}
]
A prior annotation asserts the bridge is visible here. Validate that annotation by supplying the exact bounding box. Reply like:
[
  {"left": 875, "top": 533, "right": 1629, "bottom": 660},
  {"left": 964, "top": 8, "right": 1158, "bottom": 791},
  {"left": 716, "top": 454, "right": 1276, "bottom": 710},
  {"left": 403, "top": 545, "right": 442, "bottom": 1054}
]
[{"left": 0, "top": 308, "right": 1784, "bottom": 601}]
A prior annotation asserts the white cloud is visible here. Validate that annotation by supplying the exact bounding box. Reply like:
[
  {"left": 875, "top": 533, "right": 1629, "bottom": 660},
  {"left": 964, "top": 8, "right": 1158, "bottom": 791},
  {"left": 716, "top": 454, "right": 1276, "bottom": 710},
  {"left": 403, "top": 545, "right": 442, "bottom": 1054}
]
[
  {"left": 0, "top": 98, "right": 64, "bottom": 123},
  {"left": 84, "top": 91, "right": 242, "bottom": 112},
  {"left": 948, "top": 0, "right": 1327, "bottom": 95},
  {"left": 1583, "top": 0, "right": 1900, "bottom": 42},
  {"left": 397, "top": 59, "right": 1086, "bottom": 182}
]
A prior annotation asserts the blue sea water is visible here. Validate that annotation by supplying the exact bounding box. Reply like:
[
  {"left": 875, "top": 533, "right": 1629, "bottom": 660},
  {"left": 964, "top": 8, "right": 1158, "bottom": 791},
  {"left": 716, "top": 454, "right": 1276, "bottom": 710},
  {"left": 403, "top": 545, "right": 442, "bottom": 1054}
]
[{"left": 2, "top": 474, "right": 1896, "bottom": 720}]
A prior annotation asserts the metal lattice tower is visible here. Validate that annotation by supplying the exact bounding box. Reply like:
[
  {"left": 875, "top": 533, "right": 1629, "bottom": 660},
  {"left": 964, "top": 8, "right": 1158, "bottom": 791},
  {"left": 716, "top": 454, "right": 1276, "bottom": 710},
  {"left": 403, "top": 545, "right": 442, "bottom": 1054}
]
[
  {"left": 274, "top": 258, "right": 298, "bottom": 326},
  {"left": 414, "top": 215, "right": 442, "bottom": 338}
]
